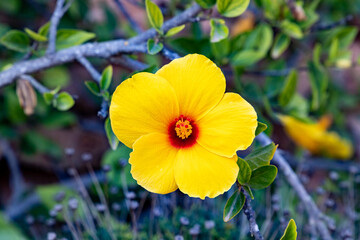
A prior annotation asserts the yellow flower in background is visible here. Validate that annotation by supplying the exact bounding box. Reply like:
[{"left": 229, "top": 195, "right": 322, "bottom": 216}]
[
  {"left": 279, "top": 115, "right": 353, "bottom": 160},
  {"left": 110, "top": 54, "right": 258, "bottom": 199}
]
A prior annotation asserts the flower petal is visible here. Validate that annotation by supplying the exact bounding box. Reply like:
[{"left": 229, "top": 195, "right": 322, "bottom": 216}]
[
  {"left": 174, "top": 144, "right": 238, "bottom": 199},
  {"left": 197, "top": 93, "right": 257, "bottom": 157},
  {"left": 129, "top": 133, "right": 178, "bottom": 194},
  {"left": 156, "top": 54, "right": 226, "bottom": 121},
  {"left": 110, "top": 72, "right": 179, "bottom": 148}
]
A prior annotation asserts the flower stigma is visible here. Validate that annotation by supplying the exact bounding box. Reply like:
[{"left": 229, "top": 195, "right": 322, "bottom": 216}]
[{"left": 175, "top": 115, "right": 193, "bottom": 139}]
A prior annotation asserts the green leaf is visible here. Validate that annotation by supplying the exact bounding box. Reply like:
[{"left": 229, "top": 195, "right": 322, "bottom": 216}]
[
  {"left": 54, "top": 92, "right": 75, "bottom": 111},
  {"left": 165, "top": 25, "right": 185, "bottom": 37},
  {"left": 105, "top": 117, "right": 119, "bottom": 150},
  {"left": 280, "top": 20, "right": 303, "bottom": 39},
  {"left": 147, "top": 38, "right": 163, "bottom": 55},
  {"left": 223, "top": 190, "right": 245, "bottom": 222},
  {"left": 56, "top": 29, "right": 95, "bottom": 50},
  {"left": 281, "top": 219, "right": 298, "bottom": 240},
  {"left": 217, "top": 0, "right": 250, "bottom": 18},
  {"left": 313, "top": 43, "right": 322, "bottom": 65},
  {"left": 237, "top": 157, "right": 252, "bottom": 184},
  {"left": 279, "top": 70, "right": 298, "bottom": 107},
  {"left": 0, "top": 212, "right": 28, "bottom": 240},
  {"left": 0, "top": 30, "right": 30, "bottom": 52},
  {"left": 43, "top": 92, "right": 54, "bottom": 105},
  {"left": 232, "top": 49, "right": 264, "bottom": 67},
  {"left": 210, "top": 18, "right": 229, "bottom": 43},
  {"left": 242, "top": 185, "right": 254, "bottom": 199},
  {"left": 307, "top": 61, "right": 328, "bottom": 110},
  {"left": 100, "top": 65, "right": 113, "bottom": 91},
  {"left": 255, "top": 122, "right": 268, "bottom": 136},
  {"left": 248, "top": 165, "right": 278, "bottom": 189},
  {"left": 42, "top": 67, "right": 70, "bottom": 88},
  {"left": 327, "top": 38, "right": 339, "bottom": 64},
  {"left": 245, "top": 143, "right": 278, "bottom": 170},
  {"left": 195, "top": 0, "right": 216, "bottom": 8},
  {"left": 85, "top": 81, "right": 101, "bottom": 96},
  {"left": 271, "top": 33, "right": 290, "bottom": 59},
  {"left": 145, "top": 0, "right": 163, "bottom": 33},
  {"left": 38, "top": 22, "right": 50, "bottom": 37},
  {"left": 25, "top": 28, "right": 47, "bottom": 42}
]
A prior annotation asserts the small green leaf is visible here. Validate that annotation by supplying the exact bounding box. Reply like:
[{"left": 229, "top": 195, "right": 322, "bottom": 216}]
[
  {"left": 25, "top": 28, "right": 47, "bottom": 42},
  {"left": 105, "top": 118, "right": 119, "bottom": 150},
  {"left": 245, "top": 143, "right": 278, "bottom": 170},
  {"left": 279, "top": 70, "right": 298, "bottom": 107},
  {"left": 313, "top": 43, "right": 322, "bottom": 65},
  {"left": 100, "top": 65, "right": 113, "bottom": 91},
  {"left": 195, "top": 0, "right": 216, "bottom": 8},
  {"left": 145, "top": 0, "right": 164, "bottom": 33},
  {"left": 54, "top": 92, "right": 75, "bottom": 111},
  {"left": 237, "top": 158, "right": 252, "bottom": 184},
  {"left": 248, "top": 165, "right": 278, "bottom": 189},
  {"left": 210, "top": 18, "right": 229, "bottom": 43},
  {"left": 281, "top": 219, "right": 297, "bottom": 240},
  {"left": 0, "top": 30, "right": 30, "bottom": 52},
  {"left": 165, "top": 25, "right": 185, "bottom": 37},
  {"left": 242, "top": 185, "right": 254, "bottom": 199},
  {"left": 147, "top": 38, "right": 163, "bottom": 55},
  {"left": 327, "top": 38, "right": 339, "bottom": 64},
  {"left": 232, "top": 49, "right": 264, "bottom": 67},
  {"left": 43, "top": 92, "right": 54, "bottom": 105},
  {"left": 271, "top": 33, "right": 290, "bottom": 59},
  {"left": 255, "top": 122, "right": 268, "bottom": 136},
  {"left": 56, "top": 29, "right": 95, "bottom": 50},
  {"left": 217, "top": 0, "right": 250, "bottom": 18},
  {"left": 223, "top": 190, "right": 245, "bottom": 222},
  {"left": 280, "top": 20, "right": 303, "bottom": 39},
  {"left": 38, "top": 22, "right": 50, "bottom": 37},
  {"left": 85, "top": 81, "right": 101, "bottom": 96},
  {"left": 307, "top": 61, "right": 328, "bottom": 110}
]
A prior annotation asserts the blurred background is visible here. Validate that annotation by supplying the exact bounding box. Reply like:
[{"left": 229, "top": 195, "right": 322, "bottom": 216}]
[{"left": 0, "top": 0, "right": 360, "bottom": 239}]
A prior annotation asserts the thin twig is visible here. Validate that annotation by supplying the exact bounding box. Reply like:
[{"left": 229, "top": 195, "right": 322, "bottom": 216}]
[
  {"left": 256, "top": 133, "right": 334, "bottom": 240},
  {"left": 47, "top": 0, "right": 66, "bottom": 55},
  {"left": 114, "top": 0, "right": 142, "bottom": 34},
  {"left": 109, "top": 56, "right": 149, "bottom": 71},
  {"left": 76, "top": 56, "right": 101, "bottom": 82},
  {"left": 241, "top": 188, "right": 264, "bottom": 240},
  {"left": 20, "top": 75, "right": 50, "bottom": 94}
]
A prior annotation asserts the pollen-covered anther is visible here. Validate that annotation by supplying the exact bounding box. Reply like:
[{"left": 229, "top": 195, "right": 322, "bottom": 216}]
[{"left": 175, "top": 117, "right": 193, "bottom": 139}]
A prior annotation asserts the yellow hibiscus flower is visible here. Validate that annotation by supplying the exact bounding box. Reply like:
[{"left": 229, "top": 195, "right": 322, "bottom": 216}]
[
  {"left": 109, "top": 54, "right": 258, "bottom": 199},
  {"left": 279, "top": 115, "right": 353, "bottom": 160}
]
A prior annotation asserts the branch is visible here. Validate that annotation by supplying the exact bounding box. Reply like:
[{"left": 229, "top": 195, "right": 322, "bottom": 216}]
[
  {"left": 241, "top": 188, "right": 264, "bottom": 240},
  {"left": 256, "top": 133, "right": 334, "bottom": 240},
  {"left": 114, "top": 0, "right": 142, "bottom": 34},
  {"left": 0, "top": 3, "right": 202, "bottom": 88},
  {"left": 47, "top": 0, "right": 67, "bottom": 55}
]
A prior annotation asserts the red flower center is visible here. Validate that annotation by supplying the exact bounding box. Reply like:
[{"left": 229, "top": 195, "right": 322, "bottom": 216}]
[{"left": 168, "top": 115, "right": 198, "bottom": 148}]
